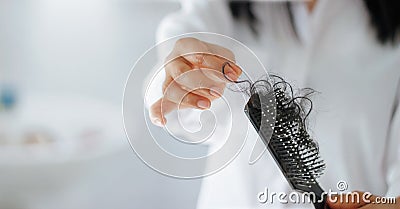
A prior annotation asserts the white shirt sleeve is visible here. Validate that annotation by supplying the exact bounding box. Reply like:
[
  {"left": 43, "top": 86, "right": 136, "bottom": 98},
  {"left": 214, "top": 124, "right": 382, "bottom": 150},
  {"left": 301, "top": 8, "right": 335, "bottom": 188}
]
[
  {"left": 156, "top": 0, "right": 234, "bottom": 43},
  {"left": 385, "top": 81, "right": 400, "bottom": 197}
]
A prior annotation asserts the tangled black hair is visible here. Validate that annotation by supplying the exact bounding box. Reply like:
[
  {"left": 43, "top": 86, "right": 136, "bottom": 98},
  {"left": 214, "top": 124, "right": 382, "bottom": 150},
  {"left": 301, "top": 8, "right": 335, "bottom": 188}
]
[
  {"left": 229, "top": 0, "right": 400, "bottom": 45},
  {"left": 222, "top": 62, "right": 316, "bottom": 131}
]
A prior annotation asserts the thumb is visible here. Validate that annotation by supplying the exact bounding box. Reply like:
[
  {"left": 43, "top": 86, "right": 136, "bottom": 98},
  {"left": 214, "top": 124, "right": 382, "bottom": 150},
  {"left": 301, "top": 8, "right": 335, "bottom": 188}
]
[
  {"left": 327, "top": 191, "right": 369, "bottom": 209},
  {"left": 149, "top": 97, "right": 190, "bottom": 127},
  {"left": 149, "top": 98, "right": 176, "bottom": 127}
]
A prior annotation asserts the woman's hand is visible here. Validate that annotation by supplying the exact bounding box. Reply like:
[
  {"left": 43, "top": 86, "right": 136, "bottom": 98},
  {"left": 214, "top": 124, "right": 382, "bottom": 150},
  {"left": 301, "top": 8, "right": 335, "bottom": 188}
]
[
  {"left": 328, "top": 191, "right": 399, "bottom": 209},
  {"left": 149, "top": 37, "right": 242, "bottom": 126}
]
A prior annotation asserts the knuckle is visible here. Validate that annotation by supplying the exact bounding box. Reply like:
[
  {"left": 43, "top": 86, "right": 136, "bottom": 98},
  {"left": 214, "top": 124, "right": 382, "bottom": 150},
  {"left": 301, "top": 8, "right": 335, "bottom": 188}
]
[
  {"left": 220, "top": 47, "right": 235, "bottom": 62},
  {"left": 225, "top": 49, "right": 235, "bottom": 61},
  {"left": 163, "top": 82, "right": 177, "bottom": 98},
  {"left": 162, "top": 82, "right": 169, "bottom": 94},
  {"left": 164, "top": 92, "right": 178, "bottom": 105},
  {"left": 182, "top": 94, "right": 196, "bottom": 106},
  {"left": 165, "top": 63, "right": 183, "bottom": 78},
  {"left": 175, "top": 37, "right": 200, "bottom": 48}
]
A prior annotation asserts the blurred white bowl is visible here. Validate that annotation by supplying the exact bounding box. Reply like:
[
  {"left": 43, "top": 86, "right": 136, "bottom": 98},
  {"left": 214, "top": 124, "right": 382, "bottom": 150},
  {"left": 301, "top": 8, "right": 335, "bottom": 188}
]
[{"left": 0, "top": 93, "right": 126, "bottom": 165}]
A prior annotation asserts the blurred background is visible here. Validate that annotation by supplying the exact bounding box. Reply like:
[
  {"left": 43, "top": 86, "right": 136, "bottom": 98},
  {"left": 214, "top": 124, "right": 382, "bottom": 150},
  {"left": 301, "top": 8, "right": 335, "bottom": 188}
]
[{"left": 0, "top": 0, "right": 202, "bottom": 208}]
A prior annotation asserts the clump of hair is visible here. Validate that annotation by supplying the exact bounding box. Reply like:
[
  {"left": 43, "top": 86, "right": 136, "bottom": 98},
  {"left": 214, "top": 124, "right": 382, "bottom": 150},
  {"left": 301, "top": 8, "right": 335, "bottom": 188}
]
[
  {"left": 225, "top": 62, "right": 326, "bottom": 184},
  {"left": 221, "top": 62, "right": 316, "bottom": 131}
]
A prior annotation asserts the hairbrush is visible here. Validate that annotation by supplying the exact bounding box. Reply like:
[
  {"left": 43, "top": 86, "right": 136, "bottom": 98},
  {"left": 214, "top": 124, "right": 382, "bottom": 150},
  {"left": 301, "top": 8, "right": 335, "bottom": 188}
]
[
  {"left": 245, "top": 79, "right": 329, "bottom": 209},
  {"left": 222, "top": 63, "right": 329, "bottom": 209}
]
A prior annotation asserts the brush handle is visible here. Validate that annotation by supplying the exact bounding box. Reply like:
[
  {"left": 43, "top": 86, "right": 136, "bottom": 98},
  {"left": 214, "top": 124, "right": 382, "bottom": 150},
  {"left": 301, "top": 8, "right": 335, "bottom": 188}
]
[
  {"left": 313, "top": 194, "right": 330, "bottom": 209},
  {"left": 310, "top": 184, "right": 331, "bottom": 209}
]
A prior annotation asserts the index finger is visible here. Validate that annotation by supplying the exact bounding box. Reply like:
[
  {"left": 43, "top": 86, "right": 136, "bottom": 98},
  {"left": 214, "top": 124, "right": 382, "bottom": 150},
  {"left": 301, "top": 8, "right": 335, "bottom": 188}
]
[{"left": 180, "top": 53, "right": 242, "bottom": 83}]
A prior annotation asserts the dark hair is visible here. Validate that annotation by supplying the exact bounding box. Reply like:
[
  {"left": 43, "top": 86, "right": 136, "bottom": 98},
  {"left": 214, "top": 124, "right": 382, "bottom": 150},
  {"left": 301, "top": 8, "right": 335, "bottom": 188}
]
[{"left": 229, "top": 0, "right": 400, "bottom": 45}]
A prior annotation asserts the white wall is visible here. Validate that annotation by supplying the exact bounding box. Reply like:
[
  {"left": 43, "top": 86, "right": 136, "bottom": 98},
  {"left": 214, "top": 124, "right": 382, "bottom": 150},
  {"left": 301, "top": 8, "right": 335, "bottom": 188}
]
[
  {"left": 0, "top": 1, "right": 203, "bottom": 208},
  {"left": 0, "top": 0, "right": 179, "bottom": 103}
]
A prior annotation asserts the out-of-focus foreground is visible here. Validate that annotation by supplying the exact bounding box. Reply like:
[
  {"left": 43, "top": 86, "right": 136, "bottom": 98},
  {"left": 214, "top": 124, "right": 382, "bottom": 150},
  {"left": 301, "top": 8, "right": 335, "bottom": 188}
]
[{"left": 0, "top": 1, "right": 201, "bottom": 208}]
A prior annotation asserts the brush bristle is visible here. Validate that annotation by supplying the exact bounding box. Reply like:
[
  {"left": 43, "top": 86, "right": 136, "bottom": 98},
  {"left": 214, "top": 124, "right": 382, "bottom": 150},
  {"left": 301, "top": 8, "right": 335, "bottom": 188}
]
[{"left": 245, "top": 85, "right": 326, "bottom": 191}]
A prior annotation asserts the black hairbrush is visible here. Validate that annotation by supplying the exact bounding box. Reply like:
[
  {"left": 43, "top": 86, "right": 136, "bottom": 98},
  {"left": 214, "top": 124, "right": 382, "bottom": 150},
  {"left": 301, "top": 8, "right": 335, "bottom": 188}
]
[
  {"left": 244, "top": 78, "right": 330, "bottom": 209},
  {"left": 221, "top": 62, "right": 329, "bottom": 208}
]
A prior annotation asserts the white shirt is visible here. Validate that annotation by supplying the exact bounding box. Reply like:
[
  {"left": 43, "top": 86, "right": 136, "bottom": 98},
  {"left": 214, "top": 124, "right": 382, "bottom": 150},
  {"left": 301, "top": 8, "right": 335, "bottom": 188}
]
[{"left": 155, "top": 0, "right": 400, "bottom": 208}]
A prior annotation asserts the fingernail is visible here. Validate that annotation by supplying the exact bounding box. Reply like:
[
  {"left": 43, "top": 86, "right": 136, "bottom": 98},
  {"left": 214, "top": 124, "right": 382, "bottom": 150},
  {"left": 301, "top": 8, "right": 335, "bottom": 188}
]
[
  {"left": 153, "top": 118, "right": 164, "bottom": 127},
  {"left": 226, "top": 72, "right": 237, "bottom": 81},
  {"left": 197, "top": 100, "right": 210, "bottom": 109},
  {"left": 209, "top": 86, "right": 221, "bottom": 97}
]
